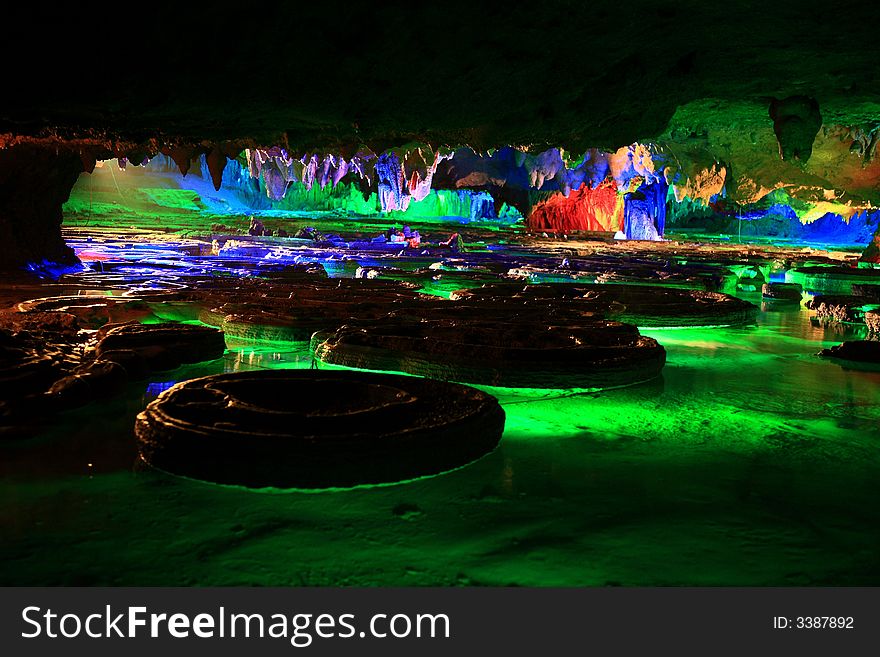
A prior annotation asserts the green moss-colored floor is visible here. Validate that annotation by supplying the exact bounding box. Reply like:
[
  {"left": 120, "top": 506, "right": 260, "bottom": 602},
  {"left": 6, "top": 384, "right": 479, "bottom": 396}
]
[{"left": 2, "top": 295, "right": 879, "bottom": 586}]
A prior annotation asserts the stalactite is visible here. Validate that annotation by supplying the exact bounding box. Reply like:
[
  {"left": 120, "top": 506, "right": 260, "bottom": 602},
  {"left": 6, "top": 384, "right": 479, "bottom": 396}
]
[{"left": 205, "top": 147, "right": 227, "bottom": 191}]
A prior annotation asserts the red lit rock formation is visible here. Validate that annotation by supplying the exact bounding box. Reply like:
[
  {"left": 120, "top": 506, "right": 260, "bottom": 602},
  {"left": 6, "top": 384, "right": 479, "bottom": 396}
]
[{"left": 527, "top": 181, "right": 624, "bottom": 233}]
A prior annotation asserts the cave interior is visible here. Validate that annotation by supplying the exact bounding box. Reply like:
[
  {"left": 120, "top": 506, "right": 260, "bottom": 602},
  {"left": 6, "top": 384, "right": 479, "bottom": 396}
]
[{"left": 1, "top": 2, "right": 880, "bottom": 586}]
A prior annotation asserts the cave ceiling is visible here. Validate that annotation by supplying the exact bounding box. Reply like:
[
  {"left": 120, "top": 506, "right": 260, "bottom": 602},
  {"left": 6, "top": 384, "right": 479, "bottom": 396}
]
[{"left": 3, "top": 1, "right": 879, "bottom": 155}]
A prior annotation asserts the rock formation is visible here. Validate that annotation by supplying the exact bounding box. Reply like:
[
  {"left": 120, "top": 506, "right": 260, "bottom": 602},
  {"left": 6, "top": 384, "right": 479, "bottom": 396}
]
[{"left": 135, "top": 370, "right": 506, "bottom": 488}]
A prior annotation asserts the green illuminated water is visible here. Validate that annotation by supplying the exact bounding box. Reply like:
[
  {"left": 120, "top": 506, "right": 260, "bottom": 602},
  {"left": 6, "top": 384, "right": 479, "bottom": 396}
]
[{"left": 2, "top": 295, "right": 879, "bottom": 586}]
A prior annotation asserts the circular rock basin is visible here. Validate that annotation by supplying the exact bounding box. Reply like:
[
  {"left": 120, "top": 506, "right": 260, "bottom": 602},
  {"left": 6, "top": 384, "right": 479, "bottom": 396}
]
[
  {"left": 135, "top": 370, "right": 505, "bottom": 488},
  {"left": 17, "top": 295, "right": 154, "bottom": 328},
  {"left": 312, "top": 318, "right": 666, "bottom": 389},
  {"left": 0, "top": 339, "right": 63, "bottom": 398},
  {"left": 851, "top": 284, "right": 880, "bottom": 300},
  {"left": 96, "top": 322, "right": 226, "bottom": 371},
  {"left": 259, "top": 263, "right": 329, "bottom": 280},
  {"left": 786, "top": 266, "right": 880, "bottom": 295},
  {"left": 450, "top": 283, "right": 758, "bottom": 328},
  {"left": 199, "top": 284, "right": 431, "bottom": 343},
  {"left": 806, "top": 295, "right": 879, "bottom": 323},
  {"left": 115, "top": 278, "right": 423, "bottom": 342},
  {"left": 387, "top": 300, "right": 600, "bottom": 324},
  {"left": 762, "top": 282, "right": 803, "bottom": 301}
]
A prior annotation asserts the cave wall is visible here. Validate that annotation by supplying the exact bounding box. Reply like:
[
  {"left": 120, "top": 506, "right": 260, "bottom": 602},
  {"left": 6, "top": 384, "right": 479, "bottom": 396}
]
[
  {"left": 0, "top": 144, "right": 83, "bottom": 269},
  {"left": 64, "top": 154, "right": 520, "bottom": 226},
  {"left": 61, "top": 136, "right": 880, "bottom": 249}
]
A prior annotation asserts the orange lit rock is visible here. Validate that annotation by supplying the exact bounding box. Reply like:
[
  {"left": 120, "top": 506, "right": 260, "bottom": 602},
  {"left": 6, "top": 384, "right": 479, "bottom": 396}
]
[
  {"left": 528, "top": 181, "right": 624, "bottom": 233},
  {"left": 673, "top": 163, "right": 727, "bottom": 204}
]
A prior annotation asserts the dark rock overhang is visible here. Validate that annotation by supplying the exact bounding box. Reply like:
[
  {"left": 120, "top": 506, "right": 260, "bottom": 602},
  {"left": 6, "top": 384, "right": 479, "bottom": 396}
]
[
  {"left": 2, "top": 1, "right": 880, "bottom": 267},
  {"left": 2, "top": 2, "right": 878, "bottom": 152}
]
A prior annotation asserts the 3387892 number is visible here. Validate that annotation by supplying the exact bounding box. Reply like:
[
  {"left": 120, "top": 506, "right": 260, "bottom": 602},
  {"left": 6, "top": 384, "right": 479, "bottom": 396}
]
[{"left": 796, "top": 617, "right": 853, "bottom": 629}]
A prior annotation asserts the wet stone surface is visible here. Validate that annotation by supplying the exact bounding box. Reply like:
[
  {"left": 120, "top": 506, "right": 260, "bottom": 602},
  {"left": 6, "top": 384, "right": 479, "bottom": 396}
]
[{"left": 2, "top": 233, "right": 880, "bottom": 586}]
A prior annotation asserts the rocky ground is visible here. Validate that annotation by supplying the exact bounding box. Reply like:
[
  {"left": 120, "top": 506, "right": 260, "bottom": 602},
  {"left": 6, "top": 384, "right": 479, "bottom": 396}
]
[{"left": 1, "top": 230, "right": 879, "bottom": 586}]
